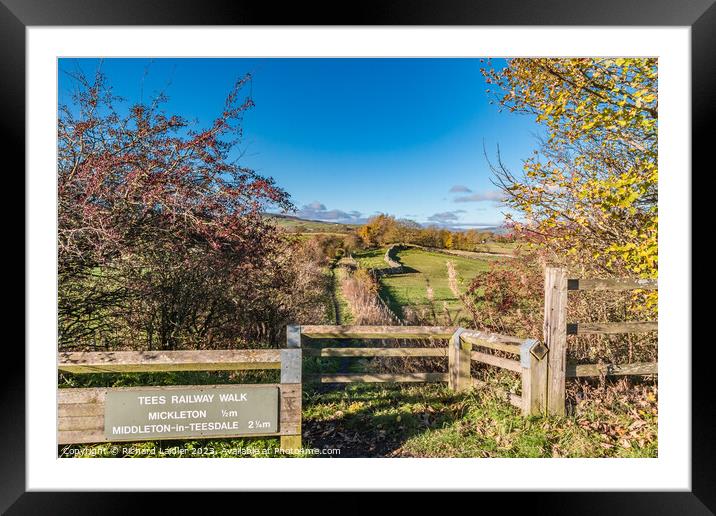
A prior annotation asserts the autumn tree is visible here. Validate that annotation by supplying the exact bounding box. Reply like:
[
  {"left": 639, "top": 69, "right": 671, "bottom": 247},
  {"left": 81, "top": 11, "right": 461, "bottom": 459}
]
[
  {"left": 58, "top": 68, "right": 323, "bottom": 350},
  {"left": 483, "top": 58, "right": 657, "bottom": 278},
  {"left": 464, "top": 57, "right": 658, "bottom": 360},
  {"left": 357, "top": 214, "right": 400, "bottom": 247}
]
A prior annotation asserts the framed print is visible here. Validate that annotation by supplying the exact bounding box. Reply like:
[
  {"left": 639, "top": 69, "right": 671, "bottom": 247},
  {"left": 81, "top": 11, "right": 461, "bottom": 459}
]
[{"left": 8, "top": 0, "right": 712, "bottom": 512}]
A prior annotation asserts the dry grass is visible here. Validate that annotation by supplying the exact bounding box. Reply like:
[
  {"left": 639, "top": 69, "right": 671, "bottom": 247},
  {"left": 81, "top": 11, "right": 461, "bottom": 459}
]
[
  {"left": 446, "top": 260, "right": 461, "bottom": 299},
  {"left": 339, "top": 269, "right": 397, "bottom": 325}
]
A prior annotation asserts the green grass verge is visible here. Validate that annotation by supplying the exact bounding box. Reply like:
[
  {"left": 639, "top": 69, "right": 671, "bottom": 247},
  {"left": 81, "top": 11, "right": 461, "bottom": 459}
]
[
  {"left": 332, "top": 266, "right": 354, "bottom": 325},
  {"left": 302, "top": 381, "right": 657, "bottom": 458}
]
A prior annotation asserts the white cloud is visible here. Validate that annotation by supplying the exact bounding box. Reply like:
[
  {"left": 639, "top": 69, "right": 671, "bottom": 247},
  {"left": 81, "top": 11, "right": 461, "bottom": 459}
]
[
  {"left": 428, "top": 211, "right": 460, "bottom": 223},
  {"left": 295, "top": 201, "right": 366, "bottom": 224},
  {"left": 453, "top": 190, "right": 505, "bottom": 203},
  {"left": 449, "top": 185, "right": 472, "bottom": 193},
  {"left": 305, "top": 201, "right": 326, "bottom": 211}
]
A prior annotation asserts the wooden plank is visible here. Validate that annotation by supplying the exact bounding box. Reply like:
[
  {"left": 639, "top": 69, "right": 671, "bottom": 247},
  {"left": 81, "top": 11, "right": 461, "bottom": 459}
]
[
  {"left": 459, "top": 330, "right": 524, "bottom": 344},
  {"left": 58, "top": 403, "right": 104, "bottom": 417},
  {"left": 58, "top": 429, "right": 105, "bottom": 445},
  {"left": 472, "top": 378, "right": 523, "bottom": 409},
  {"left": 470, "top": 350, "right": 522, "bottom": 373},
  {"left": 57, "top": 383, "right": 297, "bottom": 444},
  {"left": 544, "top": 267, "right": 568, "bottom": 416},
  {"left": 300, "top": 325, "right": 455, "bottom": 339},
  {"left": 458, "top": 331, "right": 523, "bottom": 354},
  {"left": 58, "top": 350, "right": 282, "bottom": 374},
  {"left": 320, "top": 373, "right": 448, "bottom": 383},
  {"left": 568, "top": 278, "right": 658, "bottom": 291},
  {"left": 320, "top": 347, "right": 447, "bottom": 357},
  {"left": 566, "top": 362, "right": 657, "bottom": 377},
  {"left": 567, "top": 321, "right": 657, "bottom": 335},
  {"left": 58, "top": 388, "right": 108, "bottom": 405},
  {"left": 59, "top": 416, "right": 103, "bottom": 431}
]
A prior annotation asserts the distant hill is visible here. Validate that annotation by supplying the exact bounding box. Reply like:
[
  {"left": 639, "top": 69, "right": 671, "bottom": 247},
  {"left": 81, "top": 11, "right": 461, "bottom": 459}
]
[
  {"left": 482, "top": 224, "right": 508, "bottom": 235},
  {"left": 264, "top": 213, "right": 358, "bottom": 234},
  {"left": 264, "top": 212, "right": 511, "bottom": 237}
]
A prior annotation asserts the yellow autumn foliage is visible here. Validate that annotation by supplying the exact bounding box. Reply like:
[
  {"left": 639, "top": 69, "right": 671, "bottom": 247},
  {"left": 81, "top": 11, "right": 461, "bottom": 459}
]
[{"left": 483, "top": 58, "right": 657, "bottom": 289}]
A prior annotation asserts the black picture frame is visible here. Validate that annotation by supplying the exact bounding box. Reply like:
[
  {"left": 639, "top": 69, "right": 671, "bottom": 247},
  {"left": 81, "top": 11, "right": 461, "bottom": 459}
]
[{"left": 6, "top": 0, "right": 709, "bottom": 513}]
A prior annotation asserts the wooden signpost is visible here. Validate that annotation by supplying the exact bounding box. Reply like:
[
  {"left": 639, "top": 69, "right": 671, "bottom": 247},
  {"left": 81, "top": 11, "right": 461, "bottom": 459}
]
[{"left": 58, "top": 346, "right": 302, "bottom": 451}]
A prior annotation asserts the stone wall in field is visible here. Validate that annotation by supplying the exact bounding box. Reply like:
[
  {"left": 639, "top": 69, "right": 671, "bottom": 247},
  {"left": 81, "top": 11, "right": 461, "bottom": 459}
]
[{"left": 378, "top": 244, "right": 407, "bottom": 275}]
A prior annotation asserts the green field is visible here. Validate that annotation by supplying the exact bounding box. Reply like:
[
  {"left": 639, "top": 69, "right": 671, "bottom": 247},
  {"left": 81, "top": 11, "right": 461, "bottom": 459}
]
[
  {"left": 355, "top": 247, "right": 496, "bottom": 317},
  {"left": 471, "top": 242, "right": 521, "bottom": 255}
]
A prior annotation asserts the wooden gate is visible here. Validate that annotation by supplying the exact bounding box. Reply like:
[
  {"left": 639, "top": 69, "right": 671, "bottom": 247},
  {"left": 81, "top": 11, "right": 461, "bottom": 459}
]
[{"left": 291, "top": 324, "right": 548, "bottom": 416}]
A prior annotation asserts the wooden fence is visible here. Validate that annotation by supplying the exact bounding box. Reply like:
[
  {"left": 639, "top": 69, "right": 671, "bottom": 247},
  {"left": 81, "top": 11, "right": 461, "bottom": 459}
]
[
  {"left": 57, "top": 347, "right": 302, "bottom": 449},
  {"left": 296, "top": 267, "right": 657, "bottom": 417},
  {"left": 544, "top": 267, "right": 658, "bottom": 415},
  {"left": 57, "top": 268, "right": 657, "bottom": 448},
  {"left": 294, "top": 324, "right": 545, "bottom": 416}
]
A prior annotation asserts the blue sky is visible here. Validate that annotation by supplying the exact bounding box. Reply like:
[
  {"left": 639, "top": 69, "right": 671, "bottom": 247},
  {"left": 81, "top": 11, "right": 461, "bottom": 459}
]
[{"left": 58, "top": 58, "right": 543, "bottom": 229}]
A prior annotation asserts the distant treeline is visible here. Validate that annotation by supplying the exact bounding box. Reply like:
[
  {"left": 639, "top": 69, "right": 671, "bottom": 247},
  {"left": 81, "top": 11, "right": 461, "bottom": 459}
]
[{"left": 353, "top": 214, "right": 514, "bottom": 252}]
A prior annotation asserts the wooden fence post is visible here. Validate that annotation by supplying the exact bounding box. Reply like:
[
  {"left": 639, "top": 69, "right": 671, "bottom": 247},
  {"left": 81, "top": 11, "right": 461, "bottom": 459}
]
[
  {"left": 449, "top": 327, "right": 471, "bottom": 391},
  {"left": 280, "top": 325, "right": 302, "bottom": 451},
  {"left": 520, "top": 339, "right": 548, "bottom": 416},
  {"left": 544, "top": 267, "right": 568, "bottom": 416}
]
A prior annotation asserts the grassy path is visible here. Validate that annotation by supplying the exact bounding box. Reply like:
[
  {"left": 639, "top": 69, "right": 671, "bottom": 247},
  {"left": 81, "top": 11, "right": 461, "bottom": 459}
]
[
  {"left": 354, "top": 246, "right": 493, "bottom": 322},
  {"left": 327, "top": 265, "right": 357, "bottom": 374},
  {"left": 329, "top": 265, "right": 343, "bottom": 325},
  {"left": 330, "top": 266, "right": 354, "bottom": 326}
]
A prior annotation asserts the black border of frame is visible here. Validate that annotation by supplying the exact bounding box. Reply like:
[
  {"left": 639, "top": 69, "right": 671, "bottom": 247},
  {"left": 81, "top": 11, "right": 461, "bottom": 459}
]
[{"left": 5, "top": 0, "right": 711, "bottom": 513}]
